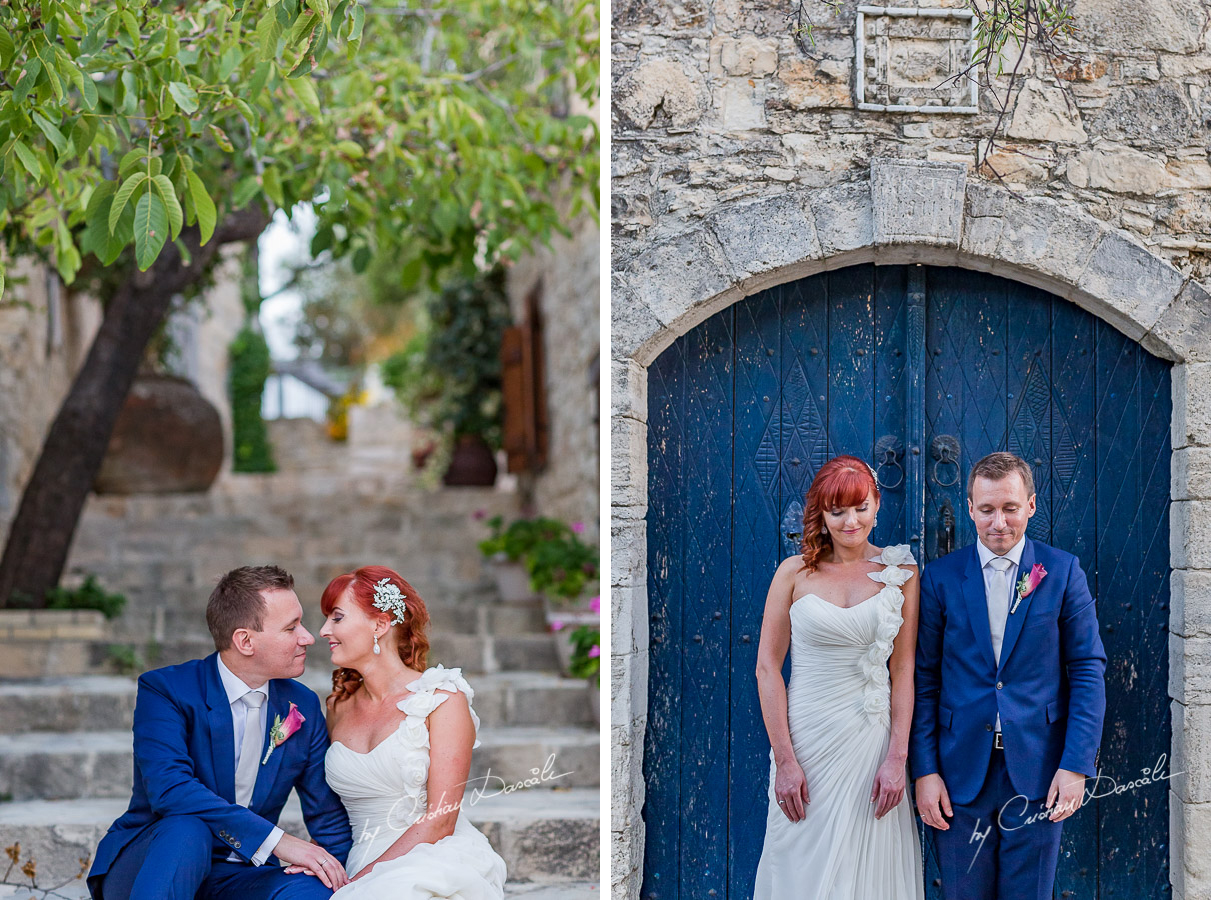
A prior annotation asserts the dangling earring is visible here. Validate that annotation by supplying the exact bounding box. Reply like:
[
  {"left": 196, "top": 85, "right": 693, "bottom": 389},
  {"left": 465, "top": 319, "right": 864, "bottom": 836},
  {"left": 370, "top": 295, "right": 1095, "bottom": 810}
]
[
  {"left": 821, "top": 525, "right": 828, "bottom": 535},
  {"left": 872, "top": 515, "right": 878, "bottom": 528},
  {"left": 373, "top": 633, "right": 381, "bottom": 655}
]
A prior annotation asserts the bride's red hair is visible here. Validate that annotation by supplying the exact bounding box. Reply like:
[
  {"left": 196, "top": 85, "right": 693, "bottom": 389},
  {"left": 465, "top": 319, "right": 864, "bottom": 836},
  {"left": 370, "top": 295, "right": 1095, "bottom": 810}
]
[
  {"left": 320, "top": 565, "right": 431, "bottom": 705},
  {"left": 800, "top": 455, "right": 880, "bottom": 573}
]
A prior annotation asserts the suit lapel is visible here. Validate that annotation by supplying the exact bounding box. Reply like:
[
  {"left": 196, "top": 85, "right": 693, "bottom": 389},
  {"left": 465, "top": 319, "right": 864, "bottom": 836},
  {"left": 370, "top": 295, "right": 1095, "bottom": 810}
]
[
  {"left": 251, "top": 680, "right": 288, "bottom": 811},
  {"left": 997, "top": 537, "right": 1037, "bottom": 672},
  {"left": 205, "top": 654, "right": 237, "bottom": 803},
  {"left": 962, "top": 545, "right": 998, "bottom": 671}
]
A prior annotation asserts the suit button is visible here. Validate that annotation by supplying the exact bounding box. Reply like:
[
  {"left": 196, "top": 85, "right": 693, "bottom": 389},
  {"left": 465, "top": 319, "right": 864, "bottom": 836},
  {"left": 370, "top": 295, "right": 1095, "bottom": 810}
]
[
  {"left": 234, "top": 841, "right": 241, "bottom": 848},
  {"left": 986, "top": 724, "right": 993, "bottom": 731},
  {"left": 997, "top": 681, "right": 1004, "bottom": 690}
]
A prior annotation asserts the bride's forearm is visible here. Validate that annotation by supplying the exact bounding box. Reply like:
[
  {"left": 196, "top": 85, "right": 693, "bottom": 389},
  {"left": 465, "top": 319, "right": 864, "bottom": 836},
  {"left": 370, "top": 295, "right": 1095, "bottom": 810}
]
[
  {"left": 755, "top": 666, "right": 796, "bottom": 766},
  {"left": 363, "top": 812, "right": 457, "bottom": 872},
  {"left": 886, "top": 662, "right": 914, "bottom": 761}
]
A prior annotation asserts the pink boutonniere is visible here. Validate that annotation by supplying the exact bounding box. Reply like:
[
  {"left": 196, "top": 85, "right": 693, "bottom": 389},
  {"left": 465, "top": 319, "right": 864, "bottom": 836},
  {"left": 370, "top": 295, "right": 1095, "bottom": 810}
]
[
  {"left": 262, "top": 702, "right": 305, "bottom": 764},
  {"left": 1010, "top": 563, "right": 1047, "bottom": 614}
]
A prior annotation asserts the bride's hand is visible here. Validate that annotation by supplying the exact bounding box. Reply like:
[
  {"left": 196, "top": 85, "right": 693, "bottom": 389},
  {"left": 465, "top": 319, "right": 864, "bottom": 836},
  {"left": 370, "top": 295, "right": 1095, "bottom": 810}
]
[
  {"left": 774, "top": 758, "right": 810, "bottom": 822},
  {"left": 871, "top": 755, "right": 906, "bottom": 819}
]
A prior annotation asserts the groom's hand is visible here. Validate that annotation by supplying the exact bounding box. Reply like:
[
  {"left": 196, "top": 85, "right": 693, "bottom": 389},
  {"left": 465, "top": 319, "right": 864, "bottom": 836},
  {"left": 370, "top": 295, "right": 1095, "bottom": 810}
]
[
  {"left": 915, "top": 774, "right": 952, "bottom": 830},
  {"left": 1046, "top": 768, "right": 1086, "bottom": 822},
  {"left": 274, "top": 833, "right": 350, "bottom": 889}
]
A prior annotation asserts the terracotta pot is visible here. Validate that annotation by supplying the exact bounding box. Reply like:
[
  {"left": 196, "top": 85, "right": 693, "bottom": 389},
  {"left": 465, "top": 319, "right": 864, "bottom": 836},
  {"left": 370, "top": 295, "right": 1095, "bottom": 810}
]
[
  {"left": 487, "top": 556, "right": 538, "bottom": 602},
  {"left": 95, "top": 375, "right": 223, "bottom": 494},
  {"left": 442, "top": 434, "right": 497, "bottom": 486}
]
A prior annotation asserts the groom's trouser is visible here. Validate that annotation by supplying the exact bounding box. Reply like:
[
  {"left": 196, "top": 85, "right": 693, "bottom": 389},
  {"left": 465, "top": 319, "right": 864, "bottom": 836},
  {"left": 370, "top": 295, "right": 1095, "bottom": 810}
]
[
  {"left": 932, "top": 746, "right": 1064, "bottom": 900},
  {"left": 100, "top": 814, "right": 334, "bottom": 900}
]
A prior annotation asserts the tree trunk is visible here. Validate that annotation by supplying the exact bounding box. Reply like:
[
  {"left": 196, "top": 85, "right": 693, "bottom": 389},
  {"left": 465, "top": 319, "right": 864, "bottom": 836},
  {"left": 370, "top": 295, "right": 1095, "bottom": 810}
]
[{"left": 0, "top": 206, "right": 270, "bottom": 607}]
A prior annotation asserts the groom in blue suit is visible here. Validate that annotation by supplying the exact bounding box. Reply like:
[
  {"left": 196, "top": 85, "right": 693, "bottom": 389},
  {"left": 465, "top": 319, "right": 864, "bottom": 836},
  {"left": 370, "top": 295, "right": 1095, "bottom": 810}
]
[
  {"left": 910, "top": 452, "right": 1106, "bottom": 900},
  {"left": 88, "top": 565, "right": 353, "bottom": 900}
]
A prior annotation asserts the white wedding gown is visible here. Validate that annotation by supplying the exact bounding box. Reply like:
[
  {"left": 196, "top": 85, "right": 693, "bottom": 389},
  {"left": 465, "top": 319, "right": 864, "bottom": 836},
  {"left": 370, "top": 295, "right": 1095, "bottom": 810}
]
[
  {"left": 326, "top": 665, "right": 507, "bottom": 899},
  {"left": 753, "top": 545, "right": 924, "bottom": 900}
]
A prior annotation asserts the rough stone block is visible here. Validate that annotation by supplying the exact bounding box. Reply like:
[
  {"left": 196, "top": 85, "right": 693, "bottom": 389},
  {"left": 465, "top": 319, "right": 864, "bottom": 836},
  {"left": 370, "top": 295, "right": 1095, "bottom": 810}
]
[
  {"left": 618, "top": 228, "right": 738, "bottom": 357},
  {"left": 1173, "top": 569, "right": 1211, "bottom": 640},
  {"left": 1171, "top": 792, "right": 1211, "bottom": 895},
  {"left": 612, "top": 357, "right": 648, "bottom": 423},
  {"left": 1170, "top": 632, "right": 1211, "bottom": 707},
  {"left": 612, "top": 416, "right": 649, "bottom": 512},
  {"left": 1173, "top": 501, "right": 1211, "bottom": 569},
  {"left": 1145, "top": 279, "right": 1211, "bottom": 364},
  {"left": 871, "top": 158, "right": 966, "bottom": 248},
  {"left": 808, "top": 180, "right": 873, "bottom": 256},
  {"left": 1172, "top": 699, "right": 1211, "bottom": 804},
  {"left": 1077, "top": 231, "right": 1186, "bottom": 338},
  {"left": 708, "top": 193, "right": 821, "bottom": 284},
  {"left": 1175, "top": 448, "right": 1211, "bottom": 501},
  {"left": 612, "top": 518, "right": 647, "bottom": 591},
  {"left": 1174, "top": 364, "right": 1211, "bottom": 449}
]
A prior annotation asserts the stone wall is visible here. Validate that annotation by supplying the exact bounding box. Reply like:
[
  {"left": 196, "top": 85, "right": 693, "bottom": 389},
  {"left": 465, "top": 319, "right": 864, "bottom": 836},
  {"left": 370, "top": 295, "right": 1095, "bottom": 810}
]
[
  {"left": 612, "top": 0, "right": 1211, "bottom": 282},
  {"left": 507, "top": 212, "right": 601, "bottom": 535},
  {"left": 0, "top": 260, "right": 102, "bottom": 544},
  {"left": 611, "top": 0, "right": 1211, "bottom": 896}
]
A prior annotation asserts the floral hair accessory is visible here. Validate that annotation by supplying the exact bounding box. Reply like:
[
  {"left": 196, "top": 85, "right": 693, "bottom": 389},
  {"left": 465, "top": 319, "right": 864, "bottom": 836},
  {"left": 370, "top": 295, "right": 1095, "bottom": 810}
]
[{"left": 372, "top": 577, "right": 408, "bottom": 626}]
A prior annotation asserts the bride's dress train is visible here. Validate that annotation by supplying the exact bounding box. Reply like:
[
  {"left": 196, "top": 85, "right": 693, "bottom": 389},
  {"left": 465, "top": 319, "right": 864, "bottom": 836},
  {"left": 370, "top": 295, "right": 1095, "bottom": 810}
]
[
  {"left": 753, "top": 545, "right": 924, "bottom": 900},
  {"left": 326, "top": 665, "right": 507, "bottom": 899}
]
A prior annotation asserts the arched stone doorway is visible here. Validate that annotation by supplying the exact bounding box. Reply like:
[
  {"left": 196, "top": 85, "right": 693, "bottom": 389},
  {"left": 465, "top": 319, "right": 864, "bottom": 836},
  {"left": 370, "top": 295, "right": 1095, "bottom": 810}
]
[{"left": 610, "top": 161, "right": 1211, "bottom": 900}]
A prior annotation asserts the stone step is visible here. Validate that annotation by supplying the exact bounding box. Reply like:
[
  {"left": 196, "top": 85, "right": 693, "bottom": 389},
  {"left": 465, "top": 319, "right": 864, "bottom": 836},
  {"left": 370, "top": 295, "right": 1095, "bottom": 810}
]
[
  {"left": 0, "top": 788, "right": 599, "bottom": 885},
  {"left": 0, "top": 671, "right": 595, "bottom": 733},
  {"left": 43, "top": 630, "right": 559, "bottom": 677},
  {"left": 0, "top": 880, "right": 602, "bottom": 899},
  {"left": 0, "top": 726, "right": 599, "bottom": 801}
]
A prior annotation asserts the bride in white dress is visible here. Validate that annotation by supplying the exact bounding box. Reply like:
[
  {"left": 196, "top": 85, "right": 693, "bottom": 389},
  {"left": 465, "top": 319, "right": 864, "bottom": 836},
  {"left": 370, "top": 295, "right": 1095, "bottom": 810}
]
[
  {"left": 754, "top": 456, "right": 924, "bottom": 899},
  {"left": 290, "top": 564, "right": 506, "bottom": 898}
]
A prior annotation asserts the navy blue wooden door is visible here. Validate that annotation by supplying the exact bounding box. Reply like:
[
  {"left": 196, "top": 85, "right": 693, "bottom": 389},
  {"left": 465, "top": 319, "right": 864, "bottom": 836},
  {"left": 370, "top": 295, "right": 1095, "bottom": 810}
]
[{"left": 643, "top": 264, "right": 1172, "bottom": 900}]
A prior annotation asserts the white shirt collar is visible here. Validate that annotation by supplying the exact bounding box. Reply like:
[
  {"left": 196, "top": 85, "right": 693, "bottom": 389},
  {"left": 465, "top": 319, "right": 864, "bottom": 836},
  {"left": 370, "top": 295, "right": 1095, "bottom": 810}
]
[
  {"left": 215, "top": 653, "right": 268, "bottom": 706},
  {"left": 977, "top": 533, "right": 1026, "bottom": 569}
]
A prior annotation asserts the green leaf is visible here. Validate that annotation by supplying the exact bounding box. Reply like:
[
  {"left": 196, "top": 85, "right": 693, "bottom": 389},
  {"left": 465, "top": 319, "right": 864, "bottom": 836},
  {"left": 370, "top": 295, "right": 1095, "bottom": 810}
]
[
  {"left": 232, "top": 175, "right": 261, "bottom": 208},
  {"left": 256, "top": 12, "right": 284, "bottom": 61},
  {"left": 152, "top": 174, "right": 183, "bottom": 240},
  {"left": 71, "top": 116, "right": 99, "bottom": 158},
  {"left": 290, "top": 76, "right": 320, "bottom": 115},
  {"left": 32, "top": 113, "right": 68, "bottom": 156},
  {"left": 13, "top": 141, "right": 41, "bottom": 179},
  {"left": 110, "top": 172, "right": 148, "bottom": 235},
  {"left": 208, "top": 124, "right": 234, "bottom": 152},
  {"left": 335, "top": 140, "right": 363, "bottom": 158},
  {"left": 187, "top": 170, "right": 216, "bottom": 244},
  {"left": 134, "top": 190, "right": 169, "bottom": 270},
  {"left": 349, "top": 4, "right": 365, "bottom": 41},
  {"left": 0, "top": 27, "right": 15, "bottom": 69},
  {"left": 14, "top": 58, "right": 42, "bottom": 104},
  {"left": 168, "top": 82, "right": 199, "bottom": 115},
  {"left": 261, "top": 165, "right": 284, "bottom": 207}
]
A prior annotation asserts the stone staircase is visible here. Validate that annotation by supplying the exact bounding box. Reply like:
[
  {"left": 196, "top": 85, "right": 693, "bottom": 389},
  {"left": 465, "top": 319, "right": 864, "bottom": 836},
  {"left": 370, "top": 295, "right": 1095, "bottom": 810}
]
[{"left": 0, "top": 419, "right": 600, "bottom": 896}]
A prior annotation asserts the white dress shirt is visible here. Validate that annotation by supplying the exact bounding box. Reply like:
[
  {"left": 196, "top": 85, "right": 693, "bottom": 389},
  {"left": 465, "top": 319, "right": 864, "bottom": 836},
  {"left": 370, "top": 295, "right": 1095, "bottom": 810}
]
[
  {"left": 975, "top": 534, "right": 1026, "bottom": 733},
  {"left": 216, "top": 655, "right": 284, "bottom": 865}
]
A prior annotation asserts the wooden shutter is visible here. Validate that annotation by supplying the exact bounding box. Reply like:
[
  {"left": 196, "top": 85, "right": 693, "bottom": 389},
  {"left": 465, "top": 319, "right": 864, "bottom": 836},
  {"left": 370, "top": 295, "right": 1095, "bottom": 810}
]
[{"left": 500, "top": 283, "right": 548, "bottom": 472}]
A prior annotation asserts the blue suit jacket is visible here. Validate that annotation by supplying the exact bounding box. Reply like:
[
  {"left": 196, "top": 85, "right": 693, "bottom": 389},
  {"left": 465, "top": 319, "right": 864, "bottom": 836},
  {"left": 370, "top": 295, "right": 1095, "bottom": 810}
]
[
  {"left": 88, "top": 653, "right": 351, "bottom": 890},
  {"left": 909, "top": 538, "right": 1107, "bottom": 806}
]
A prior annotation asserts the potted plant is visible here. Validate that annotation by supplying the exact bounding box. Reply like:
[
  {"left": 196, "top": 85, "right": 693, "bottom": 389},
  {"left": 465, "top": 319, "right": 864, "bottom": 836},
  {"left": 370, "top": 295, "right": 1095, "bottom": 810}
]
[
  {"left": 381, "top": 270, "right": 511, "bottom": 486},
  {"left": 566, "top": 620, "right": 600, "bottom": 722},
  {"left": 525, "top": 523, "right": 598, "bottom": 616},
  {"left": 549, "top": 597, "right": 601, "bottom": 690},
  {"left": 476, "top": 514, "right": 570, "bottom": 602}
]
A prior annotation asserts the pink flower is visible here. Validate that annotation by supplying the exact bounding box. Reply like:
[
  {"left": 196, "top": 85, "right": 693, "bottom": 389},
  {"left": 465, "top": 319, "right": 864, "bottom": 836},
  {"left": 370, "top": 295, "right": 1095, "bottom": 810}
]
[
  {"left": 262, "top": 702, "right": 306, "bottom": 764},
  {"left": 1010, "top": 563, "right": 1048, "bottom": 614},
  {"left": 472, "top": 508, "right": 487, "bottom": 521},
  {"left": 590, "top": 595, "right": 600, "bottom": 614},
  {"left": 550, "top": 620, "right": 565, "bottom": 632},
  {"left": 571, "top": 521, "right": 585, "bottom": 533},
  {"left": 588, "top": 645, "right": 600, "bottom": 658}
]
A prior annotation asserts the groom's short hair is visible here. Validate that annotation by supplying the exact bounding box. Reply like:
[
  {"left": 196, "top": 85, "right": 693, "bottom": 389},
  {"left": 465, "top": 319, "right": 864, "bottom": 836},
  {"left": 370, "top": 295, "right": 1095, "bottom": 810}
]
[
  {"left": 967, "top": 452, "right": 1035, "bottom": 499},
  {"left": 207, "top": 565, "right": 295, "bottom": 650}
]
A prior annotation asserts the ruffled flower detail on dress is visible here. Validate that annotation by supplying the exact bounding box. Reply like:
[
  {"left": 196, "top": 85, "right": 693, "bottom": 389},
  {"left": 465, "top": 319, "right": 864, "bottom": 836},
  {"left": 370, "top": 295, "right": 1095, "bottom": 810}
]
[{"left": 858, "top": 545, "right": 915, "bottom": 716}]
